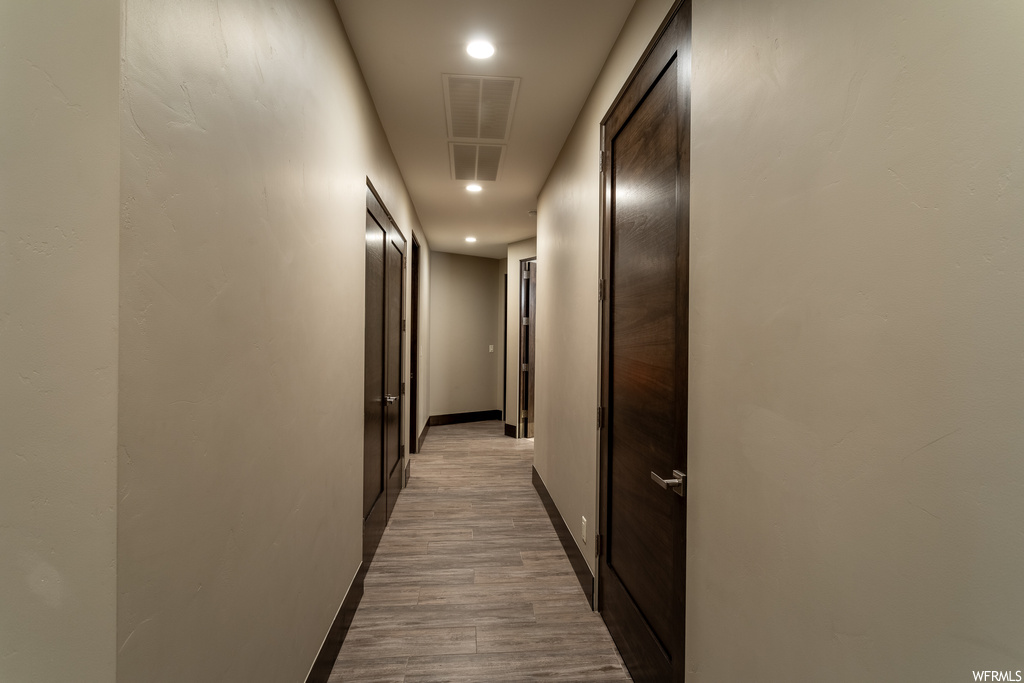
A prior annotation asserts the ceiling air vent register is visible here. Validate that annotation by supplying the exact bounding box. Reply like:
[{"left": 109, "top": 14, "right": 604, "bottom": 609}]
[
  {"left": 450, "top": 143, "right": 504, "bottom": 183},
  {"left": 443, "top": 74, "right": 520, "bottom": 182}
]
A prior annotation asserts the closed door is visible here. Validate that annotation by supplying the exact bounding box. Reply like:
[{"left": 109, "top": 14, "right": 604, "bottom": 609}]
[
  {"left": 598, "top": 3, "right": 690, "bottom": 681},
  {"left": 384, "top": 231, "right": 404, "bottom": 520},
  {"left": 363, "top": 183, "right": 405, "bottom": 563}
]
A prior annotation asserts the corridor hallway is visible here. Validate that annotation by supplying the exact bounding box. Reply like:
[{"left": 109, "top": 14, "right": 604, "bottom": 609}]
[{"left": 329, "top": 422, "right": 630, "bottom": 682}]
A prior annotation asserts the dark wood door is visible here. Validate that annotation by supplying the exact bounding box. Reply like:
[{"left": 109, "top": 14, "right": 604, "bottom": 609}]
[
  {"left": 598, "top": 3, "right": 690, "bottom": 681},
  {"left": 363, "top": 190, "right": 388, "bottom": 561},
  {"left": 384, "top": 230, "right": 405, "bottom": 521},
  {"left": 363, "top": 182, "right": 406, "bottom": 564},
  {"left": 519, "top": 260, "right": 537, "bottom": 438}
]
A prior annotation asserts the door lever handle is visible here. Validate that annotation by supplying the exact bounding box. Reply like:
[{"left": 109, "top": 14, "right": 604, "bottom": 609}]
[
  {"left": 651, "top": 470, "right": 686, "bottom": 497},
  {"left": 384, "top": 394, "right": 398, "bottom": 405}
]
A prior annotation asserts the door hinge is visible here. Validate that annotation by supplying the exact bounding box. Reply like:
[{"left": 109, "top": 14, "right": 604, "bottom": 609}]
[
  {"left": 598, "top": 278, "right": 606, "bottom": 301},
  {"left": 523, "top": 269, "right": 531, "bottom": 280},
  {"left": 401, "top": 381, "right": 405, "bottom": 394},
  {"left": 597, "top": 406, "right": 604, "bottom": 430},
  {"left": 599, "top": 149, "right": 604, "bottom": 174},
  {"left": 521, "top": 363, "right": 529, "bottom": 372},
  {"left": 402, "top": 319, "right": 406, "bottom": 332},
  {"left": 522, "top": 317, "right": 529, "bottom": 326},
  {"left": 595, "top": 534, "right": 604, "bottom": 556},
  {"left": 521, "top": 409, "right": 529, "bottom": 419}
]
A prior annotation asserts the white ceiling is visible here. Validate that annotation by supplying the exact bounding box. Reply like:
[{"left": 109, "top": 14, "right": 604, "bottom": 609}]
[{"left": 335, "top": 0, "right": 636, "bottom": 258}]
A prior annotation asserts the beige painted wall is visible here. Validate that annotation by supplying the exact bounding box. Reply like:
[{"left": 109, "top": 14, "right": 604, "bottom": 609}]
[
  {"left": 118, "top": 1, "right": 426, "bottom": 681},
  {"left": 429, "top": 252, "right": 504, "bottom": 417},
  {"left": 686, "top": 0, "right": 1024, "bottom": 677},
  {"left": 0, "top": 2, "right": 120, "bottom": 681},
  {"left": 497, "top": 258, "right": 508, "bottom": 413},
  {"left": 505, "top": 238, "right": 538, "bottom": 433},
  {"left": 535, "top": 0, "right": 676, "bottom": 573},
  {"left": 539, "top": 0, "right": 1024, "bottom": 677}
]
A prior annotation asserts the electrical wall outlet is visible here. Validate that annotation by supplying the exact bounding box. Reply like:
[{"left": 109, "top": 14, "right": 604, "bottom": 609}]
[
  {"left": 489, "top": 345, "right": 494, "bottom": 352},
  {"left": 582, "top": 516, "right": 587, "bottom": 543}
]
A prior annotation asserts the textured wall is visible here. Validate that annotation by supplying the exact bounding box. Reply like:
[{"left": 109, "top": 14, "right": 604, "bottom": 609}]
[
  {"left": 686, "top": 0, "right": 1024, "bottom": 678},
  {"left": 429, "top": 252, "right": 504, "bottom": 417},
  {"left": 497, "top": 258, "right": 508, "bottom": 414},
  {"left": 117, "top": 1, "right": 425, "bottom": 680},
  {"left": 0, "top": 2, "right": 120, "bottom": 681},
  {"left": 535, "top": 0, "right": 676, "bottom": 573}
]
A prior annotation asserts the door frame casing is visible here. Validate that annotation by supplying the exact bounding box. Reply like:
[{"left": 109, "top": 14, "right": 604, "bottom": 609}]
[{"left": 597, "top": 0, "right": 690, "bottom": 679}]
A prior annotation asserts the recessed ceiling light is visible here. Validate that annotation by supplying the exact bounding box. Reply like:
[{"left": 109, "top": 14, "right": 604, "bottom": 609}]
[
  {"left": 466, "top": 184, "right": 482, "bottom": 192},
  {"left": 465, "top": 236, "right": 477, "bottom": 243},
  {"left": 467, "top": 40, "right": 495, "bottom": 59}
]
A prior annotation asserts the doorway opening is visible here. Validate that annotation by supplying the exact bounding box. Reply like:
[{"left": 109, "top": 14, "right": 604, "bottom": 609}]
[
  {"left": 519, "top": 258, "right": 537, "bottom": 438},
  {"left": 409, "top": 236, "right": 420, "bottom": 453}
]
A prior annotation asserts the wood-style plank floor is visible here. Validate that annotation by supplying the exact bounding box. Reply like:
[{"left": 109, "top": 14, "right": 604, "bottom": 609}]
[{"left": 329, "top": 420, "right": 631, "bottom": 682}]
